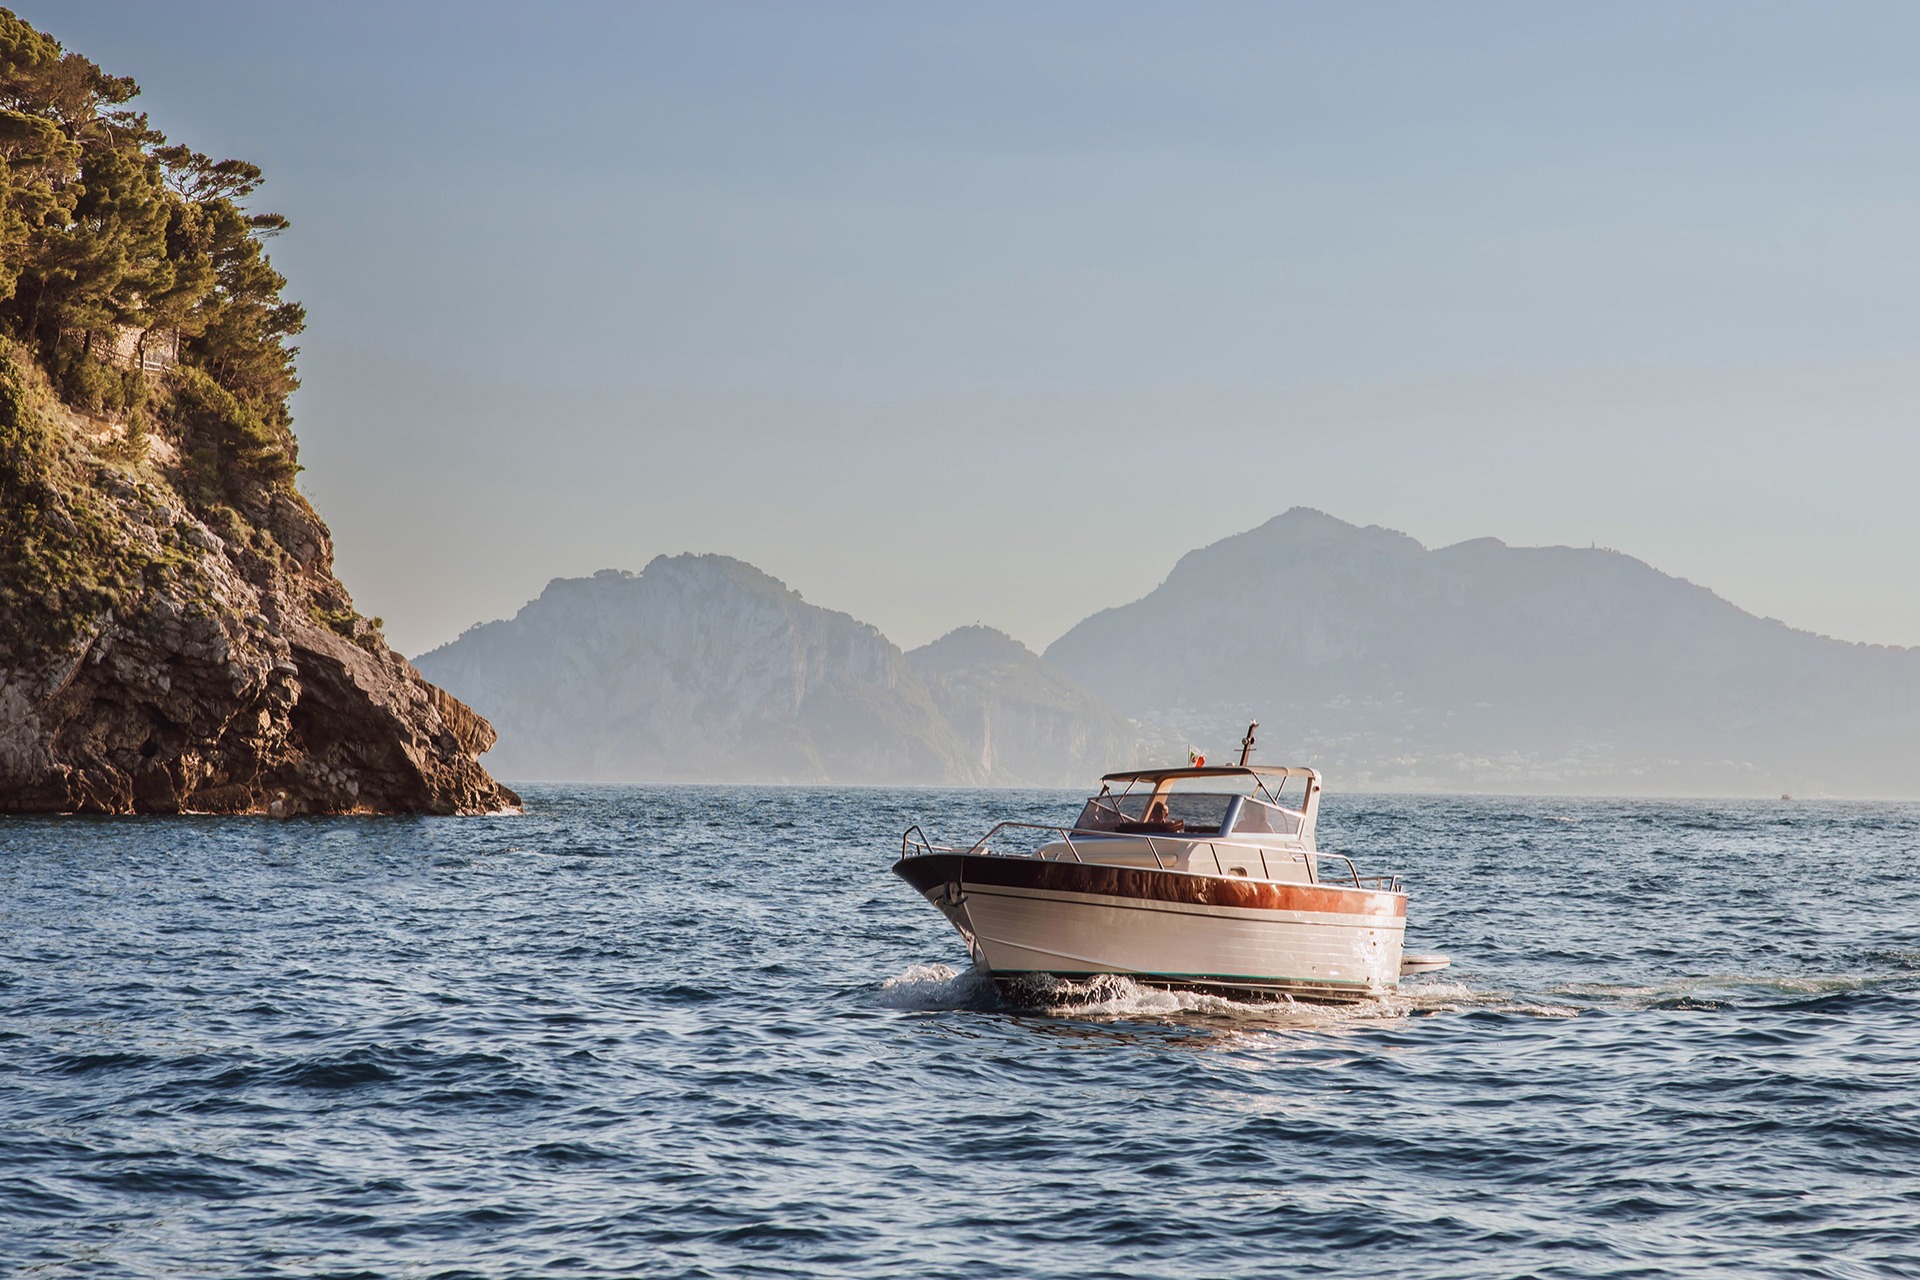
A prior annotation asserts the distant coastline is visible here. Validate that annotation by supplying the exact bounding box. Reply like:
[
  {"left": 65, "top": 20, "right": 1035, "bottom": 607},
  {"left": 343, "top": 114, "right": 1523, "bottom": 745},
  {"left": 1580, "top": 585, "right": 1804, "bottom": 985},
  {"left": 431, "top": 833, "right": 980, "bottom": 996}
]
[{"left": 415, "top": 510, "right": 1920, "bottom": 799}]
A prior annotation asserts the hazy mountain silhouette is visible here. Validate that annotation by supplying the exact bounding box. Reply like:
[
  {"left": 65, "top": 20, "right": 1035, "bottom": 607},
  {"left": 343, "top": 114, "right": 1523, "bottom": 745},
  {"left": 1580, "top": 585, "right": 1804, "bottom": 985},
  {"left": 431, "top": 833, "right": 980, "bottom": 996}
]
[
  {"left": 906, "top": 626, "right": 1169, "bottom": 785},
  {"left": 1044, "top": 508, "right": 1920, "bottom": 795},
  {"left": 414, "top": 556, "right": 967, "bottom": 782},
  {"left": 416, "top": 515, "right": 1920, "bottom": 795},
  {"left": 415, "top": 556, "right": 1159, "bottom": 785}
]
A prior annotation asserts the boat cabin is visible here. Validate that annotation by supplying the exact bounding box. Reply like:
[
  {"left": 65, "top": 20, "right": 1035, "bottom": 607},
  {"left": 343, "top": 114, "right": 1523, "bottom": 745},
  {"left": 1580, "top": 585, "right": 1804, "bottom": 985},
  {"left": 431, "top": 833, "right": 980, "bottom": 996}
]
[{"left": 1071, "top": 766, "right": 1320, "bottom": 848}]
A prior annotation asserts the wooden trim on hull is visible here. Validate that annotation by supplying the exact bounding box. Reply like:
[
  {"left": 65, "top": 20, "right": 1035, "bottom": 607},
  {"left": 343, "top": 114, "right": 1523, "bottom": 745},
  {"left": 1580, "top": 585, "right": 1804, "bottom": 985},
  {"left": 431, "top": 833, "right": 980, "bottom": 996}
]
[{"left": 892, "top": 852, "right": 1406, "bottom": 919}]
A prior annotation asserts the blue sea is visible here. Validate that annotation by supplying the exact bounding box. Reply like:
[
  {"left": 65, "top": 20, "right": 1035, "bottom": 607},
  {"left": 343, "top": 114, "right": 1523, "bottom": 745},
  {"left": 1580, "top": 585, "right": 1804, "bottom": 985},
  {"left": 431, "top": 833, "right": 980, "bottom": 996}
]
[{"left": 3, "top": 786, "right": 1918, "bottom": 1278}]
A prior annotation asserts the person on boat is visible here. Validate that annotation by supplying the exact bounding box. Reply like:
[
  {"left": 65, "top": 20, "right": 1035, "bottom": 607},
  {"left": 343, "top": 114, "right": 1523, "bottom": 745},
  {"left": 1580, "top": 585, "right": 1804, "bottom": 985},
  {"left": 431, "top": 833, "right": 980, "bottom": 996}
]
[{"left": 1141, "top": 798, "right": 1183, "bottom": 832}]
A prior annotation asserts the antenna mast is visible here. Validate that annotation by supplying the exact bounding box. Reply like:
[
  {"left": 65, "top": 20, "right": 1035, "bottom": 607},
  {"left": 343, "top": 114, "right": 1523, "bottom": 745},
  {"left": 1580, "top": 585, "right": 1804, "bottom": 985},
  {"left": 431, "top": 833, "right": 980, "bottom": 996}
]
[{"left": 1238, "top": 721, "right": 1258, "bottom": 766}]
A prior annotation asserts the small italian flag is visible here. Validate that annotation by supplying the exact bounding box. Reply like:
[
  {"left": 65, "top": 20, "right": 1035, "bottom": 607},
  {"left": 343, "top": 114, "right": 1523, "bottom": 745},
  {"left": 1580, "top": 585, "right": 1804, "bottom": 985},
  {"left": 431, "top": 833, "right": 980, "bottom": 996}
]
[{"left": 1189, "top": 747, "right": 1206, "bottom": 767}]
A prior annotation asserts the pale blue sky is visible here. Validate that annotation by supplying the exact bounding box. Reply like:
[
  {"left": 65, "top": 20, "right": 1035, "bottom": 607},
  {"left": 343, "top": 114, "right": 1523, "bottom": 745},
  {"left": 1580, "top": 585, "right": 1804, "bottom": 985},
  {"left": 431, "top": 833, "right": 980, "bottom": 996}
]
[{"left": 34, "top": 2, "right": 1920, "bottom": 654}]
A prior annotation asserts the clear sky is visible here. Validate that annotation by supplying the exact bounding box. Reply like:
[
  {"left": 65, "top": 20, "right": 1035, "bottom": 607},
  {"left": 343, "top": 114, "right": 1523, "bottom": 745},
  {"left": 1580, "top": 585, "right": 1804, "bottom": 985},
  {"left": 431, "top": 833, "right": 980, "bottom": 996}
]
[{"left": 32, "top": 2, "right": 1920, "bottom": 656}]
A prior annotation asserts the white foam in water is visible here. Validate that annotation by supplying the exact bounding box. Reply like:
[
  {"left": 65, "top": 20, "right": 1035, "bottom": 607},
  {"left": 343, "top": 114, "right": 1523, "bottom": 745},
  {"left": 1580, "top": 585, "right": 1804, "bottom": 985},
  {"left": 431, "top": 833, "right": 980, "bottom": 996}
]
[
  {"left": 1034, "top": 973, "right": 1587, "bottom": 1026},
  {"left": 881, "top": 964, "right": 1586, "bottom": 1025},
  {"left": 1012, "top": 972, "right": 1430, "bottom": 1031},
  {"left": 1028, "top": 972, "right": 1201, "bottom": 1016},
  {"left": 877, "top": 962, "right": 997, "bottom": 1010},
  {"left": 1395, "top": 979, "right": 1582, "bottom": 1019}
]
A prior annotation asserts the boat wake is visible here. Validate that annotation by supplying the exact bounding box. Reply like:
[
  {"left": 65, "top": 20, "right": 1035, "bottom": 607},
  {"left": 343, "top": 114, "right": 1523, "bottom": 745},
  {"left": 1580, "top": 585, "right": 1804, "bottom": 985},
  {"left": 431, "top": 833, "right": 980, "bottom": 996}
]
[
  {"left": 1004, "top": 972, "right": 1502, "bottom": 1032},
  {"left": 868, "top": 962, "right": 1918, "bottom": 1035},
  {"left": 1550, "top": 971, "right": 1915, "bottom": 1011},
  {"left": 1008, "top": 971, "right": 1282, "bottom": 1019},
  {"left": 1018, "top": 969, "right": 1914, "bottom": 1023},
  {"left": 876, "top": 962, "right": 999, "bottom": 1010},
  {"left": 877, "top": 963, "right": 1581, "bottom": 1029},
  {"left": 1024, "top": 974, "right": 1585, "bottom": 1025},
  {"left": 1391, "top": 978, "right": 1581, "bottom": 1019}
]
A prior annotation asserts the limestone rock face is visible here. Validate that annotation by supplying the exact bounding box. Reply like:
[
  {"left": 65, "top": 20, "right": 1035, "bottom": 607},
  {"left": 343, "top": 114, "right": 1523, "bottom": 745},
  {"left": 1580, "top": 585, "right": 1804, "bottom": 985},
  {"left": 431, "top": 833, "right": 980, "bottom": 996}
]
[
  {"left": 416, "top": 556, "right": 976, "bottom": 783},
  {"left": 0, "top": 357, "right": 517, "bottom": 815}
]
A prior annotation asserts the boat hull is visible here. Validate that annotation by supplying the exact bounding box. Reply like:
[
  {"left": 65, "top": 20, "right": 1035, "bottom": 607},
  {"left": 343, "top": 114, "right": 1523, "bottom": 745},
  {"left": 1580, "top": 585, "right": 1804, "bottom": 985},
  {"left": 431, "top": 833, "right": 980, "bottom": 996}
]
[{"left": 893, "top": 852, "right": 1407, "bottom": 1004}]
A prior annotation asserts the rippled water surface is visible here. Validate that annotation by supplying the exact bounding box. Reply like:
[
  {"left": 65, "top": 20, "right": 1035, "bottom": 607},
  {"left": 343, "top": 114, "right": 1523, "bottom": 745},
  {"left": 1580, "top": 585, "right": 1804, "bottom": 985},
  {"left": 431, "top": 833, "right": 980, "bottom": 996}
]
[{"left": 4, "top": 786, "right": 1919, "bottom": 1278}]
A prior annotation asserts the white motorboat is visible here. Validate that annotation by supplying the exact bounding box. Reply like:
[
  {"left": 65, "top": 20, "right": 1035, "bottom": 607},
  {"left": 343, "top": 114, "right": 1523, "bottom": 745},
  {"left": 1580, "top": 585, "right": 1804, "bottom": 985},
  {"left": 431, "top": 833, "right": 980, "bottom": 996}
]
[{"left": 894, "top": 733, "right": 1448, "bottom": 1003}]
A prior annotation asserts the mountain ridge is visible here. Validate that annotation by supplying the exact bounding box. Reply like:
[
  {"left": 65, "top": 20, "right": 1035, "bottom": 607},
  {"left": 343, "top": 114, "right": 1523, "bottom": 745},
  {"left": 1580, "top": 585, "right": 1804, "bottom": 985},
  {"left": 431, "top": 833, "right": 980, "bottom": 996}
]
[
  {"left": 415, "top": 554, "right": 1163, "bottom": 786},
  {"left": 414, "top": 510, "right": 1920, "bottom": 797},
  {"left": 1044, "top": 507, "right": 1920, "bottom": 796},
  {"left": 904, "top": 625, "right": 1166, "bottom": 785}
]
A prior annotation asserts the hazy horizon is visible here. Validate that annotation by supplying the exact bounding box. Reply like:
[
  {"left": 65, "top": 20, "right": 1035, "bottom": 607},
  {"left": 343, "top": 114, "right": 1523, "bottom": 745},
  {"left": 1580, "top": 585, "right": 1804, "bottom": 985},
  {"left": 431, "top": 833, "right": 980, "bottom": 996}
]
[
  {"left": 408, "top": 496, "right": 1915, "bottom": 664},
  {"left": 36, "top": 1, "right": 1920, "bottom": 656}
]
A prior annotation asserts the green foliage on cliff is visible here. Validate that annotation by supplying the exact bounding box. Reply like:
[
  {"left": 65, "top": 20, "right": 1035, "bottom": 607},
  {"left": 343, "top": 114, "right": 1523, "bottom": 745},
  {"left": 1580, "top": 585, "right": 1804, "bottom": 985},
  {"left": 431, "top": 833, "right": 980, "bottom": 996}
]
[
  {"left": 0, "top": 346, "right": 151, "bottom": 647},
  {"left": 171, "top": 365, "right": 297, "bottom": 499},
  {"left": 0, "top": 8, "right": 328, "bottom": 654},
  {"left": 0, "top": 6, "right": 303, "bottom": 442}
]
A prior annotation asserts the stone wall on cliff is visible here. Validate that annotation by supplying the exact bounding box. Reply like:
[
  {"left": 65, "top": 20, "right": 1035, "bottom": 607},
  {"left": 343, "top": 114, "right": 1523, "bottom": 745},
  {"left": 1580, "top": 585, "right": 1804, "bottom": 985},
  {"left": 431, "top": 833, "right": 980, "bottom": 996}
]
[{"left": 0, "top": 348, "right": 518, "bottom": 815}]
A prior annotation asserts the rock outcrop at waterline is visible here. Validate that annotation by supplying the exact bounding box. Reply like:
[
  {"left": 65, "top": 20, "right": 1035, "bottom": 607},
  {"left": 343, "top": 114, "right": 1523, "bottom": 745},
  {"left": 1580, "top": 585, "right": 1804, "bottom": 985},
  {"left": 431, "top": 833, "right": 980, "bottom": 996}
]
[{"left": 0, "top": 353, "right": 517, "bottom": 816}]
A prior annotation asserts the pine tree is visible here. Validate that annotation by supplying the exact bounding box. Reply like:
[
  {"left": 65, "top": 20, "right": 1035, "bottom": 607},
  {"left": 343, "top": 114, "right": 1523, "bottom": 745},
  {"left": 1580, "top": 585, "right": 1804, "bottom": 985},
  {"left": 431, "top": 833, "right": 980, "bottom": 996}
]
[{"left": 0, "top": 6, "right": 303, "bottom": 439}]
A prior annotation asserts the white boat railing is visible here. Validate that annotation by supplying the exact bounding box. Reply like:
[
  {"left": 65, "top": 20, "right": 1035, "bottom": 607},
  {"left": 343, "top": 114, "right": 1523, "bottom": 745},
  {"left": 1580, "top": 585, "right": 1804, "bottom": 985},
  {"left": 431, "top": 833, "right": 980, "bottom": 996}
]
[{"left": 899, "top": 821, "right": 1400, "bottom": 892}]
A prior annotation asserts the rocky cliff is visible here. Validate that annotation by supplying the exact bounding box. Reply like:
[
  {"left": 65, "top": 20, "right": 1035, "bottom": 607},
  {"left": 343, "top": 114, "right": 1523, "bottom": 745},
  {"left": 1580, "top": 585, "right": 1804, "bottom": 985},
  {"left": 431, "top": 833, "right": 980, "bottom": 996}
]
[
  {"left": 415, "top": 555, "right": 978, "bottom": 783},
  {"left": 0, "top": 349, "right": 517, "bottom": 814}
]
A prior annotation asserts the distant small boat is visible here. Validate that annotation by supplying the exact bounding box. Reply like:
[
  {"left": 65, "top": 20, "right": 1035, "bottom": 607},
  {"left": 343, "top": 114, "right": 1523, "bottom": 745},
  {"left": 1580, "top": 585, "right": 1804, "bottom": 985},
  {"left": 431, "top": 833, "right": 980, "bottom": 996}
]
[{"left": 894, "top": 730, "right": 1448, "bottom": 1004}]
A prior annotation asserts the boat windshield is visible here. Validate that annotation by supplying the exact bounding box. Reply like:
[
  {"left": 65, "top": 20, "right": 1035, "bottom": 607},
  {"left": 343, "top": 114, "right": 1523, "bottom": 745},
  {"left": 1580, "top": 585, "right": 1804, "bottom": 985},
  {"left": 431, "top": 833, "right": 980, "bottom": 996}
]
[
  {"left": 1228, "top": 799, "right": 1303, "bottom": 838},
  {"left": 1074, "top": 791, "right": 1238, "bottom": 836},
  {"left": 1073, "top": 788, "right": 1305, "bottom": 839}
]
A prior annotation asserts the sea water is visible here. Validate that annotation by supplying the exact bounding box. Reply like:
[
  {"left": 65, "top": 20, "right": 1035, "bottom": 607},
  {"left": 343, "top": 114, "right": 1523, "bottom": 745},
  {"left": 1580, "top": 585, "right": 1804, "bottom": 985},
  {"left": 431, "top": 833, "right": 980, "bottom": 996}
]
[{"left": 2, "top": 786, "right": 1917, "bottom": 1278}]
